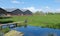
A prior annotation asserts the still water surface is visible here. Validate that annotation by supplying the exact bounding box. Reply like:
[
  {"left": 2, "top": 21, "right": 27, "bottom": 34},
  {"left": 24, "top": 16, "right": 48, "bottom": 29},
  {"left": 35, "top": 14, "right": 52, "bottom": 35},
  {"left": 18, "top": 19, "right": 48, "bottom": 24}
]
[{"left": 11, "top": 26, "right": 60, "bottom": 36}]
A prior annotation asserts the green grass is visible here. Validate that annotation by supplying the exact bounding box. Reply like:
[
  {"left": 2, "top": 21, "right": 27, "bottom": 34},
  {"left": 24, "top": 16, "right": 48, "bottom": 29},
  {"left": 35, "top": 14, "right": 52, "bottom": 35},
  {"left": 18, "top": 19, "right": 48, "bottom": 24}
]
[
  {"left": 12, "top": 15, "right": 60, "bottom": 24},
  {"left": 0, "top": 17, "right": 13, "bottom": 24},
  {"left": 11, "top": 15, "right": 60, "bottom": 29},
  {"left": 1, "top": 27, "right": 10, "bottom": 33},
  {"left": 0, "top": 15, "right": 60, "bottom": 29}
]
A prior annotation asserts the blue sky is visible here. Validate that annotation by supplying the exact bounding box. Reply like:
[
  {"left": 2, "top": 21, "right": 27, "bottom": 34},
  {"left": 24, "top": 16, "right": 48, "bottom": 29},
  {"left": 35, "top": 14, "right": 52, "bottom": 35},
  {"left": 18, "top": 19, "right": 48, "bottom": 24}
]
[{"left": 0, "top": 0, "right": 60, "bottom": 12}]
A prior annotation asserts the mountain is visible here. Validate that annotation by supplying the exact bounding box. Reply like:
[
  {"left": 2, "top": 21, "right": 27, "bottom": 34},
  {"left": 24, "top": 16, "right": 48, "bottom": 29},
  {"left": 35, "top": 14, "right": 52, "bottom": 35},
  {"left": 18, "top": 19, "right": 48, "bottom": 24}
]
[
  {"left": 23, "top": 10, "right": 32, "bottom": 15},
  {"left": 11, "top": 9, "right": 23, "bottom": 15},
  {"left": 0, "top": 8, "right": 7, "bottom": 15}
]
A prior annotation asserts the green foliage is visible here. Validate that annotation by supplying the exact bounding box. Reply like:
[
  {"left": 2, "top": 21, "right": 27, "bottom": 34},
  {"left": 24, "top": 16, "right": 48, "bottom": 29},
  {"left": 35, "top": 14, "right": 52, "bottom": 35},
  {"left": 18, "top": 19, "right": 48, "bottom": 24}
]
[
  {"left": 34, "top": 11, "right": 40, "bottom": 15},
  {"left": 1, "top": 27, "right": 10, "bottom": 33},
  {"left": 47, "top": 12, "right": 55, "bottom": 15},
  {"left": 34, "top": 11, "right": 44, "bottom": 15}
]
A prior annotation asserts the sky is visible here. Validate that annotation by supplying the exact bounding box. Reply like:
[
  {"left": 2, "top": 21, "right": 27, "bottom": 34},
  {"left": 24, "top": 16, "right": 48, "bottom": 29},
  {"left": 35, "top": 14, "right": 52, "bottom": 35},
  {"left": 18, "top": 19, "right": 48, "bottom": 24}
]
[{"left": 0, "top": 0, "right": 60, "bottom": 13}]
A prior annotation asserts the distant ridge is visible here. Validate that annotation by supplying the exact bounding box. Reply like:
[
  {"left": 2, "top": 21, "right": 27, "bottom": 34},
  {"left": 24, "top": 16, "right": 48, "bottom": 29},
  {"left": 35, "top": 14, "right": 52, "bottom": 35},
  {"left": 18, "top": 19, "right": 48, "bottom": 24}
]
[
  {"left": 11, "top": 9, "right": 23, "bottom": 15},
  {"left": 23, "top": 10, "right": 32, "bottom": 15},
  {"left": 0, "top": 8, "right": 7, "bottom": 15},
  {"left": 0, "top": 8, "right": 33, "bottom": 16}
]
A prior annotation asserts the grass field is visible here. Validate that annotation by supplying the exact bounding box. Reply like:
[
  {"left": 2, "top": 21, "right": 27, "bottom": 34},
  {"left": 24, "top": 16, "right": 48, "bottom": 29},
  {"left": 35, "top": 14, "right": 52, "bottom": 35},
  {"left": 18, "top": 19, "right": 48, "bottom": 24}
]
[
  {"left": 10, "top": 15, "right": 60, "bottom": 29},
  {"left": 0, "top": 15, "right": 60, "bottom": 29}
]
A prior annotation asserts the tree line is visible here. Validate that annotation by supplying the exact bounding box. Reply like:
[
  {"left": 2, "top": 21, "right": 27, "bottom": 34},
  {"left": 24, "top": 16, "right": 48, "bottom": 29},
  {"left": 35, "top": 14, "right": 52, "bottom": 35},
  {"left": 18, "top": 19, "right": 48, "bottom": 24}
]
[{"left": 33, "top": 11, "right": 60, "bottom": 15}]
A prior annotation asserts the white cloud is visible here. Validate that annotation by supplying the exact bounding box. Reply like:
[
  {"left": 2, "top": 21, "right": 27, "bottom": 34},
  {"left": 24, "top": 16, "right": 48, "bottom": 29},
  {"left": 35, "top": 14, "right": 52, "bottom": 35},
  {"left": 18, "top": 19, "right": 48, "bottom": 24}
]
[
  {"left": 23, "top": 6, "right": 59, "bottom": 13},
  {"left": 56, "top": 9, "right": 60, "bottom": 12},
  {"left": 12, "top": 1, "right": 20, "bottom": 4},
  {"left": 45, "top": 6, "right": 50, "bottom": 9},
  {"left": 45, "top": 6, "right": 50, "bottom": 11},
  {"left": 11, "top": 0, "right": 24, "bottom": 4},
  {"left": 1, "top": 7, "right": 5, "bottom": 9},
  {"left": 43, "top": 6, "right": 52, "bottom": 12},
  {"left": 44, "top": 6, "right": 60, "bottom": 13},
  {"left": 23, "top": 7, "right": 42, "bottom": 13}
]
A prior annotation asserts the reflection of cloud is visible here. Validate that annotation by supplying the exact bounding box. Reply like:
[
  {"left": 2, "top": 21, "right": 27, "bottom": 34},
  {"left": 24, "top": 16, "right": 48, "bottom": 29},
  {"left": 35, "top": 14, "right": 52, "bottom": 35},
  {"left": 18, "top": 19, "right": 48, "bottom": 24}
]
[
  {"left": 23, "top": 6, "right": 42, "bottom": 13},
  {"left": 11, "top": 0, "right": 24, "bottom": 4}
]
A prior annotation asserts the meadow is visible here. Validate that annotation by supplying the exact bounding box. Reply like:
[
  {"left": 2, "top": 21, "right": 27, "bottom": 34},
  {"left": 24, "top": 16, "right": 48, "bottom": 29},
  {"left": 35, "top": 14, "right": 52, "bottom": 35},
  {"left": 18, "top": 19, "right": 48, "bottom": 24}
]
[
  {"left": 0, "top": 15, "right": 60, "bottom": 29},
  {"left": 11, "top": 15, "right": 60, "bottom": 29}
]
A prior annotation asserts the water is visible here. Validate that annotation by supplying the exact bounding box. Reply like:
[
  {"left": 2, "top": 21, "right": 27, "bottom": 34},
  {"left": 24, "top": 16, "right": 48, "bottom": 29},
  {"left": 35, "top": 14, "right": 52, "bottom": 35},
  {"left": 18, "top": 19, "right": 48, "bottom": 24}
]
[{"left": 11, "top": 26, "right": 60, "bottom": 36}]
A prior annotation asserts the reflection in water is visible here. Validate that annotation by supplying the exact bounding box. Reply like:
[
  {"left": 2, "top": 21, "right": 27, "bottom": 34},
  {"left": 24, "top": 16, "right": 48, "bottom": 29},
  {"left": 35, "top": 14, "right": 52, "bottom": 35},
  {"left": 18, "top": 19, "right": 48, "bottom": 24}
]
[{"left": 11, "top": 26, "right": 60, "bottom": 36}]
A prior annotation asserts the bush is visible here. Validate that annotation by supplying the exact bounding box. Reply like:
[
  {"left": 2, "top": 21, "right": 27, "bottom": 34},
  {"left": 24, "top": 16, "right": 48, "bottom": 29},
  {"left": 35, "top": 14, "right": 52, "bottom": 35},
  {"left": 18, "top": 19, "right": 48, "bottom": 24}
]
[{"left": 0, "top": 20, "right": 13, "bottom": 24}]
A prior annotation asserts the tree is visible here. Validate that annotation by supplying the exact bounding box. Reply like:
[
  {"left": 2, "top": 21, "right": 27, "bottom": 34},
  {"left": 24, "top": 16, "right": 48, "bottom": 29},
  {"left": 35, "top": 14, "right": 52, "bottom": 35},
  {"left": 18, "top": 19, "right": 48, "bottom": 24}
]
[
  {"left": 47, "top": 12, "right": 55, "bottom": 15},
  {"left": 34, "top": 11, "right": 40, "bottom": 15},
  {"left": 34, "top": 11, "right": 44, "bottom": 15}
]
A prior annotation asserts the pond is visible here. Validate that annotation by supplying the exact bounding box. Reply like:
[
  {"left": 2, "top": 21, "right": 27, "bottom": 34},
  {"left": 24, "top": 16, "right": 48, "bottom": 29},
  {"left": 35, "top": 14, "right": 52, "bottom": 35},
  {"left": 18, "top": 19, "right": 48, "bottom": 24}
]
[{"left": 11, "top": 25, "right": 60, "bottom": 36}]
